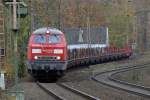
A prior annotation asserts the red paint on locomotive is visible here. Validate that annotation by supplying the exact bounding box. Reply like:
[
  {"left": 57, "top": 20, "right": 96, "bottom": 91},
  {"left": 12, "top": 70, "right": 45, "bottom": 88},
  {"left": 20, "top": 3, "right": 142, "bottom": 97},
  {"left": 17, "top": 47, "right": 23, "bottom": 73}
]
[
  {"left": 28, "top": 34, "right": 67, "bottom": 61},
  {"left": 27, "top": 28, "right": 68, "bottom": 76}
]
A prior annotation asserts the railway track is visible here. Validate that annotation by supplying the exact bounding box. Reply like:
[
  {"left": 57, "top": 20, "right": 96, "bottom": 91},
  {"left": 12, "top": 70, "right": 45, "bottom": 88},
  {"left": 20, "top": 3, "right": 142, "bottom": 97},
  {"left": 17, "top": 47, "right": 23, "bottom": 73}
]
[
  {"left": 92, "top": 62, "right": 150, "bottom": 98},
  {"left": 37, "top": 82, "right": 100, "bottom": 100}
]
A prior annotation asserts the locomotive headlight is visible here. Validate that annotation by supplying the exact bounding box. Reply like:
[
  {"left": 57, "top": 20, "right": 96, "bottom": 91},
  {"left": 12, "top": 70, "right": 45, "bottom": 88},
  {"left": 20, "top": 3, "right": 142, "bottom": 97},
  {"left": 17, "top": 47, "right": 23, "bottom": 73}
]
[
  {"left": 32, "top": 49, "right": 42, "bottom": 53},
  {"left": 34, "top": 56, "right": 38, "bottom": 60},
  {"left": 57, "top": 56, "right": 61, "bottom": 60},
  {"left": 54, "top": 49, "right": 63, "bottom": 54}
]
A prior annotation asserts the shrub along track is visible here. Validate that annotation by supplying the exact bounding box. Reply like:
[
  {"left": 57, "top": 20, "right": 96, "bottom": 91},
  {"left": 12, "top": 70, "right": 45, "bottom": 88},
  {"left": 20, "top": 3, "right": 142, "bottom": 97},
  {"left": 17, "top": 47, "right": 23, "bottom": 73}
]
[{"left": 92, "top": 62, "right": 150, "bottom": 98}]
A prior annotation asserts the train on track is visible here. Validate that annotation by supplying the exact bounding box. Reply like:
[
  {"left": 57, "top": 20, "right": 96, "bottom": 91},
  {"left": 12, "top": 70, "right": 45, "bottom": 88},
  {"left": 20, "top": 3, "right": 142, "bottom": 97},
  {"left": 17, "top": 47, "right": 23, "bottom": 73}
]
[{"left": 27, "top": 27, "right": 132, "bottom": 79}]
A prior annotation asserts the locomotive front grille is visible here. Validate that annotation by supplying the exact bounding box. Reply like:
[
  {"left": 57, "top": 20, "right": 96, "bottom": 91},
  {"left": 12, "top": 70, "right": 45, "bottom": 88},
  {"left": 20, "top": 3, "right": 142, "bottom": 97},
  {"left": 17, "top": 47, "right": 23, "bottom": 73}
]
[{"left": 38, "top": 56, "right": 58, "bottom": 61}]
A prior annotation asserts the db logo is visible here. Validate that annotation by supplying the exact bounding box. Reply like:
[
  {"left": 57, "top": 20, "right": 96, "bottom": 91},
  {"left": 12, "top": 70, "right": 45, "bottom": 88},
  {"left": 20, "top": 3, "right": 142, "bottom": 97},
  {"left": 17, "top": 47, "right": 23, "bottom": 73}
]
[{"left": 42, "top": 49, "right": 53, "bottom": 53}]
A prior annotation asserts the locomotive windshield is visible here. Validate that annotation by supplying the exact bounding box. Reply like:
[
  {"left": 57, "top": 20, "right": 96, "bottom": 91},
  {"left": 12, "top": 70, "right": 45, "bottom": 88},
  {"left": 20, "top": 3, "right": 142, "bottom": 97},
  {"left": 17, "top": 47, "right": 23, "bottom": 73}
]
[
  {"left": 48, "top": 35, "right": 61, "bottom": 44},
  {"left": 34, "top": 35, "right": 46, "bottom": 43}
]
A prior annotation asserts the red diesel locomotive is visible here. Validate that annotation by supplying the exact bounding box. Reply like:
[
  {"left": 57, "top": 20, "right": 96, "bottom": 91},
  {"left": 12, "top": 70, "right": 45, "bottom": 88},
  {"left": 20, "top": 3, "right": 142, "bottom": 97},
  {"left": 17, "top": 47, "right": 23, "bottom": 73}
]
[
  {"left": 27, "top": 27, "right": 132, "bottom": 78},
  {"left": 27, "top": 28, "right": 67, "bottom": 77}
]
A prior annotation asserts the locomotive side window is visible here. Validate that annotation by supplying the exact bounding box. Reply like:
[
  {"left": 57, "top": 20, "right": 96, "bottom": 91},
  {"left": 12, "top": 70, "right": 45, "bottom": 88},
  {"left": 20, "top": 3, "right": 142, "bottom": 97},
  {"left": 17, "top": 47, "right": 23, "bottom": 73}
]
[
  {"left": 34, "top": 35, "right": 46, "bottom": 43},
  {"left": 48, "top": 35, "right": 61, "bottom": 44}
]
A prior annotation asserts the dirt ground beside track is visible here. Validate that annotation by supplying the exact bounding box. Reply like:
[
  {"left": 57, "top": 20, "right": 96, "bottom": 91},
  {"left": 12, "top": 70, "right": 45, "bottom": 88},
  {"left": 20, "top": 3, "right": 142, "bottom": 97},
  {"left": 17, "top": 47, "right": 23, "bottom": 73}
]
[
  {"left": 57, "top": 52, "right": 150, "bottom": 100},
  {"left": 114, "top": 65, "right": 150, "bottom": 88},
  {"left": 7, "top": 52, "right": 150, "bottom": 100}
]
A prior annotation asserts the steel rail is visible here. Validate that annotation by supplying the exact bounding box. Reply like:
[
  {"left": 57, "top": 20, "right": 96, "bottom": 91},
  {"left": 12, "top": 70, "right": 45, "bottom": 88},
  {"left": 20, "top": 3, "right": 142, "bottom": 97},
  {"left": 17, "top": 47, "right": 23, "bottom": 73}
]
[
  {"left": 57, "top": 83, "right": 100, "bottom": 100},
  {"left": 37, "top": 82, "right": 100, "bottom": 100},
  {"left": 92, "top": 62, "right": 150, "bottom": 98},
  {"left": 36, "top": 82, "right": 66, "bottom": 100},
  {"left": 109, "top": 64, "right": 150, "bottom": 91}
]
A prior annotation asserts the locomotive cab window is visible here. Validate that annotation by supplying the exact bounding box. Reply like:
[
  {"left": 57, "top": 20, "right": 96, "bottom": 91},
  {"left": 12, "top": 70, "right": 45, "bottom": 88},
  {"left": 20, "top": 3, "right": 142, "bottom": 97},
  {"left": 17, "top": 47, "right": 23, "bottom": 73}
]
[
  {"left": 48, "top": 35, "right": 61, "bottom": 44},
  {"left": 34, "top": 35, "right": 46, "bottom": 43}
]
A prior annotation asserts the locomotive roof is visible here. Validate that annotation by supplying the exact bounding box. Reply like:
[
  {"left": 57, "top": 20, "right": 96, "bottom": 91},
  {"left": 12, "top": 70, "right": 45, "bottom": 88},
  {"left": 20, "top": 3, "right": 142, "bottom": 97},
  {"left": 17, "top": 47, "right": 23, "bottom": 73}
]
[{"left": 33, "top": 27, "right": 63, "bottom": 35}]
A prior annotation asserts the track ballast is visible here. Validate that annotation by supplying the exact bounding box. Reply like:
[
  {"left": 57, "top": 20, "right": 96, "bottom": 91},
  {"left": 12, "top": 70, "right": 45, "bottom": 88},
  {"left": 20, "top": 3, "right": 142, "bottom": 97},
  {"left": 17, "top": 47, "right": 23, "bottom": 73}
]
[
  {"left": 37, "top": 82, "right": 100, "bottom": 100},
  {"left": 92, "top": 63, "right": 150, "bottom": 98}
]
